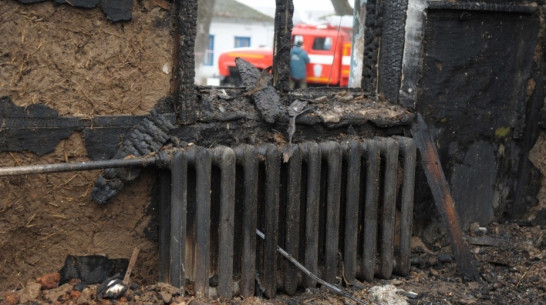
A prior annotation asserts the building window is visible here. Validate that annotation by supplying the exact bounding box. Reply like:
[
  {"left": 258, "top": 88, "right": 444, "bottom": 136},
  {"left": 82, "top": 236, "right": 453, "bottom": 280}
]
[
  {"left": 204, "top": 35, "right": 214, "bottom": 66},
  {"left": 234, "top": 36, "right": 251, "bottom": 48}
]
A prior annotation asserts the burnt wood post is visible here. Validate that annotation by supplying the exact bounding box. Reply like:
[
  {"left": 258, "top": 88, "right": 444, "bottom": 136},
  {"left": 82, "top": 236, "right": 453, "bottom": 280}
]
[
  {"left": 411, "top": 114, "right": 480, "bottom": 282},
  {"left": 174, "top": 0, "right": 198, "bottom": 124},
  {"left": 272, "top": 0, "right": 294, "bottom": 93}
]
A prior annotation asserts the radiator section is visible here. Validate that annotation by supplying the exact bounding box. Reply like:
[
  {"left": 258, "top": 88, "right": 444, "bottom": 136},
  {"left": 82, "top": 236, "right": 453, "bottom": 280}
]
[{"left": 160, "top": 137, "right": 416, "bottom": 298}]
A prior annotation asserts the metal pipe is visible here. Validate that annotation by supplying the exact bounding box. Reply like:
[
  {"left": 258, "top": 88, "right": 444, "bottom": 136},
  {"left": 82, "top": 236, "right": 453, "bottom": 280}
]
[
  {"left": 284, "top": 144, "right": 301, "bottom": 295},
  {"left": 234, "top": 145, "right": 259, "bottom": 298},
  {"left": 321, "top": 141, "right": 342, "bottom": 283},
  {"left": 301, "top": 142, "right": 321, "bottom": 288},
  {"left": 396, "top": 137, "right": 416, "bottom": 276},
  {"left": 170, "top": 151, "right": 188, "bottom": 289},
  {"left": 260, "top": 144, "right": 280, "bottom": 299},
  {"left": 361, "top": 141, "right": 380, "bottom": 281},
  {"left": 212, "top": 146, "right": 236, "bottom": 299},
  {"left": 379, "top": 138, "right": 399, "bottom": 279},
  {"left": 343, "top": 140, "right": 361, "bottom": 283},
  {"left": 192, "top": 147, "right": 212, "bottom": 298},
  {"left": 0, "top": 155, "right": 163, "bottom": 176}
]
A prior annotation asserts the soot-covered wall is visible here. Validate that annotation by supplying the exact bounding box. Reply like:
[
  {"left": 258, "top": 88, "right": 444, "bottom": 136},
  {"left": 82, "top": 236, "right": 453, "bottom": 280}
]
[{"left": 412, "top": 3, "right": 542, "bottom": 227}]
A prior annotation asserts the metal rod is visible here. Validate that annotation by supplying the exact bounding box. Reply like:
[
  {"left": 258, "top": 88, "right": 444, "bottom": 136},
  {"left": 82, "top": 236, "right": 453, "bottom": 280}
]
[
  {"left": 0, "top": 155, "right": 161, "bottom": 176},
  {"left": 256, "top": 229, "right": 367, "bottom": 305}
]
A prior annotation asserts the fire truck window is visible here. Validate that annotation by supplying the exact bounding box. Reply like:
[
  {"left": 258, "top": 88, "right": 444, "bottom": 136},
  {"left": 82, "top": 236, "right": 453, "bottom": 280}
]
[
  {"left": 312, "top": 37, "right": 332, "bottom": 51},
  {"left": 293, "top": 35, "right": 304, "bottom": 46}
]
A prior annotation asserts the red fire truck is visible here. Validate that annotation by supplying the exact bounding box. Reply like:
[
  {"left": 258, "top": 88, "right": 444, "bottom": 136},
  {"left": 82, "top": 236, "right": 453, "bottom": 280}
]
[{"left": 217, "top": 24, "right": 352, "bottom": 87}]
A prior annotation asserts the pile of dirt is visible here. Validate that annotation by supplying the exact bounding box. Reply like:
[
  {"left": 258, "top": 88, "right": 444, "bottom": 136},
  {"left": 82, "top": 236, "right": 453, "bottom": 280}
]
[
  {"left": 0, "top": 0, "right": 172, "bottom": 116},
  {"left": 0, "top": 221, "right": 543, "bottom": 305}
]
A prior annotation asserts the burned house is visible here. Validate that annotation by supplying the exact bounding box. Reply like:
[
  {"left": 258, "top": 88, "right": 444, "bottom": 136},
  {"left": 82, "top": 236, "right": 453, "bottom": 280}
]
[{"left": 0, "top": 0, "right": 544, "bottom": 303}]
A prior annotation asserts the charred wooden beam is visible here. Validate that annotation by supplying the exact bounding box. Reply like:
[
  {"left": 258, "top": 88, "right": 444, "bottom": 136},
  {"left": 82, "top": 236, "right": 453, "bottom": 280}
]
[
  {"left": 272, "top": 0, "right": 294, "bottom": 92},
  {"left": 235, "top": 58, "right": 285, "bottom": 123},
  {"left": 175, "top": 0, "right": 198, "bottom": 124},
  {"left": 411, "top": 114, "right": 480, "bottom": 282}
]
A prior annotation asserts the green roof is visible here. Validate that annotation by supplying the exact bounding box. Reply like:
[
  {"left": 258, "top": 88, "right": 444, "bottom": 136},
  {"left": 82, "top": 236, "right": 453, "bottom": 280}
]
[{"left": 214, "top": 0, "right": 274, "bottom": 22}]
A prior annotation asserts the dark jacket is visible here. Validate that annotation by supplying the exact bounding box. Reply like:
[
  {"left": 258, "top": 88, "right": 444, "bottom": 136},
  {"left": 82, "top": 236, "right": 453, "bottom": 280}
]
[{"left": 290, "top": 46, "right": 310, "bottom": 80}]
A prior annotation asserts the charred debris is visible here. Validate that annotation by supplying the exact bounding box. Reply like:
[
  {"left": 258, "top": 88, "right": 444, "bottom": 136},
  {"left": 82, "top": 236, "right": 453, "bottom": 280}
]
[{"left": 0, "top": 0, "right": 544, "bottom": 295}]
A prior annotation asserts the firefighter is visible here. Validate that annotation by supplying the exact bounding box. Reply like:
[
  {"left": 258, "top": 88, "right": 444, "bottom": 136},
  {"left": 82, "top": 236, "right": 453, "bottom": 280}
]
[{"left": 289, "top": 41, "right": 310, "bottom": 89}]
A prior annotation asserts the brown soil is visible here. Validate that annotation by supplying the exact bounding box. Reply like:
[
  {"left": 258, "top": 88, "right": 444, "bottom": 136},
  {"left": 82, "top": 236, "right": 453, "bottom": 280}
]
[
  {"left": 0, "top": 0, "right": 172, "bottom": 116},
  {"left": 0, "top": 133, "right": 160, "bottom": 290}
]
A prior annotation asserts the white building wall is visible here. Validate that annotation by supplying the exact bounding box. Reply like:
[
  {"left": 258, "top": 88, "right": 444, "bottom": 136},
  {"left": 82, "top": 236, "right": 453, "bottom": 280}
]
[{"left": 196, "top": 20, "right": 274, "bottom": 85}]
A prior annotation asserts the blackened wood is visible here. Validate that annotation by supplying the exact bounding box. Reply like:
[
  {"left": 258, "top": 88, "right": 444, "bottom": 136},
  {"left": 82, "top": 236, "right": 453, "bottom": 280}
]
[
  {"left": 396, "top": 137, "right": 416, "bottom": 276},
  {"left": 158, "top": 169, "right": 172, "bottom": 283},
  {"left": 170, "top": 151, "right": 188, "bottom": 288},
  {"left": 54, "top": 0, "right": 100, "bottom": 8},
  {"left": 235, "top": 58, "right": 285, "bottom": 123},
  {"left": 377, "top": 0, "right": 408, "bottom": 102},
  {"left": 379, "top": 138, "right": 398, "bottom": 279},
  {"left": 415, "top": 9, "right": 539, "bottom": 225},
  {"left": 301, "top": 142, "right": 321, "bottom": 287},
  {"left": 411, "top": 114, "right": 480, "bottom": 282},
  {"left": 427, "top": 1, "right": 537, "bottom": 13},
  {"left": 176, "top": 0, "right": 198, "bottom": 124},
  {"left": 194, "top": 148, "right": 212, "bottom": 297},
  {"left": 272, "top": 0, "right": 294, "bottom": 92},
  {"left": 343, "top": 140, "right": 361, "bottom": 283},
  {"left": 362, "top": 141, "right": 380, "bottom": 281},
  {"left": 321, "top": 142, "right": 342, "bottom": 283},
  {"left": 213, "top": 147, "right": 236, "bottom": 299},
  {"left": 362, "top": 0, "right": 380, "bottom": 92},
  {"left": 100, "top": 0, "right": 133, "bottom": 22},
  {"left": 284, "top": 145, "right": 301, "bottom": 295},
  {"left": 262, "top": 144, "right": 281, "bottom": 298},
  {"left": 235, "top": 145, "right": 259, "bottom": 297}
]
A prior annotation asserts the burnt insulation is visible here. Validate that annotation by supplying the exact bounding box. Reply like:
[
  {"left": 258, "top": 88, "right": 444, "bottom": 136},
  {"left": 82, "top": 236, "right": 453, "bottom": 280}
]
[{"left": 92, "top": 109, "right": 175, "bottom": 205}]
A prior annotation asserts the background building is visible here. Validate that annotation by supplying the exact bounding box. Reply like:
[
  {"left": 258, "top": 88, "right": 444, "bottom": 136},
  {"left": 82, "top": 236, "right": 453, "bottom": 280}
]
[{"left": 196, "top": 0, "right": 274, "bottom": 85}]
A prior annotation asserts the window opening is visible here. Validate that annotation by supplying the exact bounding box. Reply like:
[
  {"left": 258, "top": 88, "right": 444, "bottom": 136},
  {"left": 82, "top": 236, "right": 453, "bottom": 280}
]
[
  {"left": 204, "top": 35, "right": 215, "bottom": 66},
  {"left": 234, "top": 36, "right": 251, "bottom": 48}
]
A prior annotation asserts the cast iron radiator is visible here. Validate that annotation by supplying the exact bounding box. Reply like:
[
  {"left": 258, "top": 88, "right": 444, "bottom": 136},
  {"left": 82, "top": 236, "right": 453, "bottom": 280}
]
[{"left": 158, "top": 137, "right": 416, "bottom": 299}]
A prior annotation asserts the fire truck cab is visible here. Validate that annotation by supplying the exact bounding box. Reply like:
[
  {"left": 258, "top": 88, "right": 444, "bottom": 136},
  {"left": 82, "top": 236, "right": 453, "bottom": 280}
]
[{"left": 217, "top": 24, "right": 352, "bottom": 87}]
